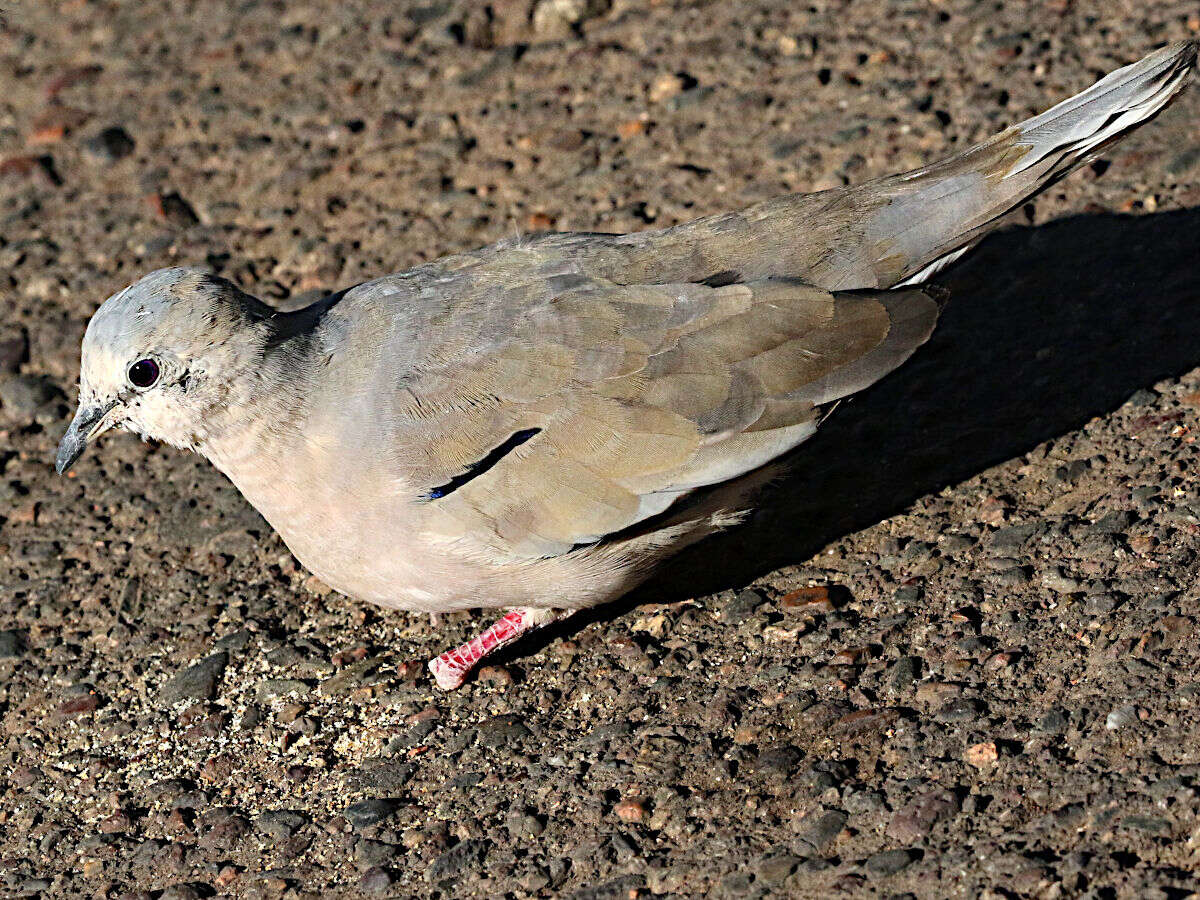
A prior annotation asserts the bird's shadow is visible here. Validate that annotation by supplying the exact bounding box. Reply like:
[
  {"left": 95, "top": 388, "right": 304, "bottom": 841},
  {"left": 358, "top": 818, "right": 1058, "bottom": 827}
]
[{"left": 492, "top": 206, "right": 1200, "bottom": 664}]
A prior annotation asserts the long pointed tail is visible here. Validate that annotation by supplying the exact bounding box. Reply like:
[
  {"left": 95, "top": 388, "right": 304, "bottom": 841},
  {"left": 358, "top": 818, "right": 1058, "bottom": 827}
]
[
  {"left": 641, "top": 43, "right": 1196, "bottom": 293},
  {"left": 874, "top": 41, "right": 1197, "bottom": 286}
]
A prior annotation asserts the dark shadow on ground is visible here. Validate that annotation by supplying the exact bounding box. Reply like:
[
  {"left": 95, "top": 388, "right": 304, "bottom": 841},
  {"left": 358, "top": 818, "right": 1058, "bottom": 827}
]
[{"left": 494, "top": 206, "right": 1200, "bottom": 662}]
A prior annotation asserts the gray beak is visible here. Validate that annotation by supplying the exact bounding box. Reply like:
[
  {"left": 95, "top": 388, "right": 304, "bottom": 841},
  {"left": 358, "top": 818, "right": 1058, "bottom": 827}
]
[{"left": 55, "top": 400, "right": 118, "bottom": 474}]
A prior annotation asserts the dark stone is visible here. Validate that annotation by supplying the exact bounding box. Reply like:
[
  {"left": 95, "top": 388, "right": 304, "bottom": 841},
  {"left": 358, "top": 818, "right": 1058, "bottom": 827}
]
[
  {"left": 130, "top": 838, "right": 168, "bottom": 866},
  {"left": 716, "top": 872, "right": 754, "bottom": 896},
  {"left": 160, "top": 652, "right": 228, "bottom": 704},
  {"left": 1053, "top": 803, "right": 1086, "bottom": 827},
  {"left": 1122, "top": 815, "right": 1170, "bottom": 835},
  {"left": 1091, "top": 511, "right": 1135, "bottom": 534},
  {"left": 608, "top": 831, "right": 640, "bottom": 863},
  {"left": 568, "top": 874, "right": 647, "bottom": 900},
  {"left": 143, "top": 778, "right": 194, "bottom": 803},
  {"left": 722, "top": 588, "right": 765, "bottom": 623},
  {"left": 939, "top": 534, "right": 975, "bottom": 553},
  {"left": 865, "top": 848, "right": 917, "bottom": 877},
  {"left": 844, "top": 788, "right": 887, "bottom": 815},
  {"left": 1054, "top": 458, "right": 1090, "bottom": 483},
  {"left": 158, "top": 885, "right": 206, "bottom": 900},
  {"left": 887, "top": 790, "right": 960, "bottom": 843},
  {"left": 159, "top": 191, "right": 200, "bottom": 227},
  {"left": 1167, "top": 146, "right": 1200, "bottom": 175},
  {"left": 477, "top": 714, "right": 532, "bottom": 747},
  {"left": 444, "top": 770, "right": 484, "bottom": 791},
  {"left": 1132, "top": 485, "right": 1160, "bottom": 508},
  {"left": 1084, "top": 593, "right": 1118, "bottom": 614},
  {"left": 0, "top": 629, "right": 27, "bottom": 659},
  {"left": 1036, "top": 709, "right": 1069, "bottom": 734},
  {"left": 956, "top": 635, "right": 988, "bottom": 655},
  {"left": 343, "top": 798, "right": 399, "bottom": 830},
  {"left": 751, "top": 745, "right": 801, "bottom": 778},
  {"left": 833, "top": 123, "right": 870, "bottom": 143},
  {"left": 350, "top": 759, "right": 415, "bottom": 792},
  {"left": 754, "top": 851, "right": 802, "bottom": 884},
  {"left": 428, "top": 838, "right": 490, "bottom": 883},
  {"left": 935, "top": 697, "right": 983, "bottom": 723},
  {"left": 266, "top": 645, "right": 304, "bottom": 667},
  {"left": 442, "top": 727, "right": 477, "bottom": 753},
  {"left": 213, "top": 629, "right": 253, "bottom": 651},
  {"left": 1146, "top": 777, "right": 1190, "bottom": 800},
  {"left": 357, "top": 867, "right": 394, "bottom": 893},
  {"left": 890, "top": 655, "right": 920, "bottom": 692},
  {"left": 800, "top": 758, "right": 853, "bottom": 793},
  {"left": 0, "top": 329, "right": 28, "bottom": 373},
  {"left": 170, "top": 790, "right": 211, "bottom": 811},
  {"left": 0, "top": 374, "right": 62, "bottom": 421},
  {"left": 134, "top": 232, "right": 175, "bottom": 256},
  {"left": 256, "top": 809, "right": 308, "bottom": 840},
  {"left": 355, "top": 838, "right": 400, "bottom": 868},
  {"left": 579, "top": 721, "right": 633, "bottom": 747},
  {"left": 395, "top": 717, "right": 438, "bottom": 748},
  {"left": 196, "top": 807, "right": 250, "bottom": 848},
  {"left": 83, "top": 126, "right": 136, "bottom": 163},
  {"left": 990, "top": 523, "right": 1038, "bottom": 550},
  {"left": 796, "top": 808, "right": 848, "bottom": 850},
  {"left": 238, "top": 705, "right": 263, "bottom": 730}
]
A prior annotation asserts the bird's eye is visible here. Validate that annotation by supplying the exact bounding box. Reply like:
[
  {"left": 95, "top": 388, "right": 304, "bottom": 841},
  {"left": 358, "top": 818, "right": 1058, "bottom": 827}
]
[{"left": 127, "top": 358, "right": 160, "bottom": 389}]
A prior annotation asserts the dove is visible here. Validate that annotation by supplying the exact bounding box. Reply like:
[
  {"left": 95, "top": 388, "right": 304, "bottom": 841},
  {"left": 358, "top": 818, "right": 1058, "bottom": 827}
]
[{"left": 57, "top": 43, "right": 1196, "bottom": 689}]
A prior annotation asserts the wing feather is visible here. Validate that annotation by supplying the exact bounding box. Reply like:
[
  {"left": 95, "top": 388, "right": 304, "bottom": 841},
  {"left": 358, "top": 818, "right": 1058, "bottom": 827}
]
[{"left": 405, "top": 275, "right": 939, "bottom": 557}]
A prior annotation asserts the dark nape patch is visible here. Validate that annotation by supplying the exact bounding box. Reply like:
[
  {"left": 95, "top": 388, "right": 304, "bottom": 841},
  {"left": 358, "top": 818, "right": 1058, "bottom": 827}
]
[
  {"left": 261, "top": 283, "right": 358, "bottom": 353},
  {"left": 701, "top": 270, "right": 741, "bottom": 288},
  {"left": 423, "top": 428, "right": 541, "bottom": 500}
]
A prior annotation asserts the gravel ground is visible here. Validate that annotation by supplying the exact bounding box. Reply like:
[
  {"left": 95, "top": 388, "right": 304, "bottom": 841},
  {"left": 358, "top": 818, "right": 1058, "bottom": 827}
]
[{"left": 3, "top": 1, "right": 1200, "bottom": 897}]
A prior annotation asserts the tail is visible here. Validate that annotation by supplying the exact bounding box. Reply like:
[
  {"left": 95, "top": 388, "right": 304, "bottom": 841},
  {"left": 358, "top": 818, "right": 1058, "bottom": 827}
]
[
  {"left": 872, "top": 41, "right": 1197, "bottom": 286},
  {"left": 627, "top": 43, "right": 1196, "bottom": 293}
]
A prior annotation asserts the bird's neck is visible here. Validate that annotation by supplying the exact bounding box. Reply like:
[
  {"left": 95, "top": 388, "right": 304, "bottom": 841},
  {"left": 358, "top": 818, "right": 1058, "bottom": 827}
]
[
  {"left": 198, "top": 291, "right": 340, "bottom": 464},
  {"left": 199, "top": 389, "right": 286, "bottom": 476},
  {"left": 195, "top": 335, "right": 314, "bottom": 480},
  {"left": 193, "top": 290, "right": 350, "bottom": 530}
]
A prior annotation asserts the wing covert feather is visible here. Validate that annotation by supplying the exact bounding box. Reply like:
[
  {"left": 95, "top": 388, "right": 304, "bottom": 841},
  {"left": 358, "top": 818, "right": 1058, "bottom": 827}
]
[{"left": 402, "top": 274, "right": 938, "bottom": 557}]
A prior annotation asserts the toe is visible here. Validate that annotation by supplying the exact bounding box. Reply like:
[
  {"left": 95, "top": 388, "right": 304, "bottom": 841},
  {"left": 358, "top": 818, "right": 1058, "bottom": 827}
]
[{"left": 428, "top": 656, "right": 465, "bottom": 690}]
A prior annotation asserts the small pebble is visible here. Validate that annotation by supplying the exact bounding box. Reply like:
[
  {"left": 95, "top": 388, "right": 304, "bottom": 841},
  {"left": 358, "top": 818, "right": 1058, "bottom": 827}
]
[
  {"left": 614, "top": 800, "right": 645, "bottom": 823},
  {"left": 83, "top": 125, "right": 136, "bottom": 163},
  {"left": 1106, "top": 704, "right": 1139, "bottom": 731}
]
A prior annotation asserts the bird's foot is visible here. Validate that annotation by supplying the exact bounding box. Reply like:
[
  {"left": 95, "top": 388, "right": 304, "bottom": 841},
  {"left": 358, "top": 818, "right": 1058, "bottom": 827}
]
[{"left": 427, "top": 607, "right": 572, "bottom": 690}]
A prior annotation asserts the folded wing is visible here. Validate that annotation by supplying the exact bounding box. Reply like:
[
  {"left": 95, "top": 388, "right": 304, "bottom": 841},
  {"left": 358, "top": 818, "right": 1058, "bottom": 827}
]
[{"left": 401, "top": 276, "right": 939, "bottom": 558}]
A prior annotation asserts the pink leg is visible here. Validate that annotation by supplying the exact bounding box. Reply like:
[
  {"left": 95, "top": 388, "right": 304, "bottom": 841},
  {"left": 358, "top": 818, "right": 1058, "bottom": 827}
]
[{"left": 428, "top": 607, "right": 572, "bottom": 690}]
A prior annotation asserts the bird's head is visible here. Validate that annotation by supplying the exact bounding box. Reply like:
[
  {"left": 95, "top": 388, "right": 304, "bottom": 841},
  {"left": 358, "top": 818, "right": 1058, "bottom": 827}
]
[{"left": 56, "top": 267, "right": 277, "bottom": 473}]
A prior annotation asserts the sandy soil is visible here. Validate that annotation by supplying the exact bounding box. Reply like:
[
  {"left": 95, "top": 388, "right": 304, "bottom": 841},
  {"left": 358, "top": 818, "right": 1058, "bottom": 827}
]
[{"left": 2, "top": 1, "right": 1200, "bottom": 897}]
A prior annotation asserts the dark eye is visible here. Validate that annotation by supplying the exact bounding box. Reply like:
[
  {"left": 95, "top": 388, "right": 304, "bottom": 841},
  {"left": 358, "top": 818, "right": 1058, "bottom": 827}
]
[{"left": 127, "top": 358, "right": 160, "bottom": 389}]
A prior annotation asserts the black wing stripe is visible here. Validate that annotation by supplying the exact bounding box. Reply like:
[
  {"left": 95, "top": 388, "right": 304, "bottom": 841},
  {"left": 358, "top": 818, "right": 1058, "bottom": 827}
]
[{"left": 423, "top": 428, "right": 541, "bottom": 500}]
